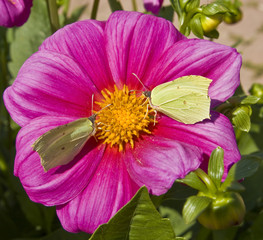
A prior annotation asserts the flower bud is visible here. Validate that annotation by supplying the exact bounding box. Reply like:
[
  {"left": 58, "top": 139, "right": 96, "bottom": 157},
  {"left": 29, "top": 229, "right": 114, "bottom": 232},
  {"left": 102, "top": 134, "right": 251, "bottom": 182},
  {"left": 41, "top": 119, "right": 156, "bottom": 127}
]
[
  {"left": 223, "top": 9, "right": 243, "bottom": 24},
  {"left": 249, "top": 83, "right": 263, "bottom": 104},
  {"left": 197, "top": 191, "right": 245, "bottom": 230},
  {"left": 233, "top": 105, "right": 252, "bottom": 117},
  {"left": 200, "top": 14, "right": 222, "bottom": 33}
]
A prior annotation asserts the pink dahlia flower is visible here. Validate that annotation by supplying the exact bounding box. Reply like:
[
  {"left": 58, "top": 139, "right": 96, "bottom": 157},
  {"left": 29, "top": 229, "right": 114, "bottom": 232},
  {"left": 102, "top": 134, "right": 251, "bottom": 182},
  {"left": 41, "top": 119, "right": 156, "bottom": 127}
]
[
  {"left": 144, "top": 0, "right": 164, "bottom": 15},
  {"left": 4, "top": 11, "right": 241, "bottom": 233},
  {"left": 0, "top": 0, "right": 33, "bottom": 27}
]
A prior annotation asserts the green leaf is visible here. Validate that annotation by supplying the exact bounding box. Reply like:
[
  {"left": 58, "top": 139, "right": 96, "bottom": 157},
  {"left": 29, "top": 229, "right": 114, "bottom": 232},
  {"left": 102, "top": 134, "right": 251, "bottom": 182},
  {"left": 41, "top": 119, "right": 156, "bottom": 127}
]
[
  {"left": 240, "top": 155, "right": 263, "bottom": 211},
  {"left": 202, "top": 3, "right": 228, "bottom": 15},
  {"left": 203, "top": 29, "right": 219, "bottom": 39},
  {"left": 221, "top": 155, "right": 261, "bottom": 191},
  {"left": 237, "top": 131, "right": 259, "bottom": 155},
  {"left": 159, "top": 6, "right": 174, "bottom": 22},
  {"left": 108, "top": 0, "right": 123, "bottom": 12},
  {"left": 224, "top": 181, "right": 245, "bottom": 192},
  {"left": 189, "top": 14, "right": 204, "bottom": 38},
  {"left": 185, "top": 0, "right": 200, "bottom": 12},
  {"left": 177, "top": 172, "right": 208, "bottom": 193},
  {"left": 241, "top": 95, "right": 260, "bottom": 105},
  {"left": 182, "top": 196, "right": 211, "bottom": 224},
  {"left": 90, "top": 187, "right": 176, "bottom": 240},
  {"left": 208, "top": 147, "right": 224, "bottom": 189},
  {"left": 232, "top": 108, "right": 251, "bottom": 132},
  {"left": 159, "top": 206, "right": 195, "bottom": 238},
  {"left": 8, "top": 0, "right": 51, "bottom": 82}
]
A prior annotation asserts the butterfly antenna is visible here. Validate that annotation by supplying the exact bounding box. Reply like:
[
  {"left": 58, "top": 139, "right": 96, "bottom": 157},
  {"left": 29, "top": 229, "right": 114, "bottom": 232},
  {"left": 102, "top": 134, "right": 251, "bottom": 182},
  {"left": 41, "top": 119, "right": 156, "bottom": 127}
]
[
  {"left": 99, "top": 103, "right": 112, "bottom": 112},
  {"left": 132, "top": 73, "right": 149, "bottom": 91}
]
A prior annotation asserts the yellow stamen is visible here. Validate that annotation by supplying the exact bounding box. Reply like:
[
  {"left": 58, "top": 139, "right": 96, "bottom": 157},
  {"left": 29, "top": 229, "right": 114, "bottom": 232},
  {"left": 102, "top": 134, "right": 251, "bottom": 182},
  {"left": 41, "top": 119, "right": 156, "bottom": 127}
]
[{"left": 95, "top": 85, "right": 155, "bottom": 151}]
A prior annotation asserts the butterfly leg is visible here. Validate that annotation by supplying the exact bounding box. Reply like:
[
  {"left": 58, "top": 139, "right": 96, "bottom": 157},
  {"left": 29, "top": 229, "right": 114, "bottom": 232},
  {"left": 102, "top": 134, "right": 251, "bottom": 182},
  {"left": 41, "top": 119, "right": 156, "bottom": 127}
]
[
  {"left": 144, "top": 104, "right": 149, "bottom": 119},
  {"left": 153, "top": 109, "right": 157, "bottom": 126}
]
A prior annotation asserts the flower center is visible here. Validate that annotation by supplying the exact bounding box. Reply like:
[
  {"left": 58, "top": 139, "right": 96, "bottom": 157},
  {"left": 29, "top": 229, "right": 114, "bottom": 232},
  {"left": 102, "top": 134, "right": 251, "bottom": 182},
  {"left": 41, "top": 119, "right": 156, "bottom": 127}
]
[{"left": 95, "top": 85, "right": 155, "bottom": 151}]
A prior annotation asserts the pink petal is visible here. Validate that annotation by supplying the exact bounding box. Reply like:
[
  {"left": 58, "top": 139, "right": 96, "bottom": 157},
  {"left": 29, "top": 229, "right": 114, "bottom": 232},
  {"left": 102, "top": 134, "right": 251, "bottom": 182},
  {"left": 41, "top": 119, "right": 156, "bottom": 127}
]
[
  {"left": 40, "top": 20, "right": 113, "bottom": 91},
  {"left": 4, "top": 50, "right": 99, "bottom": 127},
  {"left": 146, "top": 39, "right": 242, "bottom": 107},
  {"left": 155, "top": 111, "right": 241, "bottom": 178},
  {"left": 144, "top": 0, "right": 164, "bottom": 15},
  {"left": 56, "top": 146, "right": 139, "bottom": 233},
  {"left": 15, "top": 116, "right": 105, "bottom": 206},
  {"left": 124, "top": 136, "right": 203, "bottom": 195},
  {"left": 105, "top": 11, "right": 185, "bottom": 89},
  {"left": 0, "top": 0, "right": 33, "bottom": 27}
]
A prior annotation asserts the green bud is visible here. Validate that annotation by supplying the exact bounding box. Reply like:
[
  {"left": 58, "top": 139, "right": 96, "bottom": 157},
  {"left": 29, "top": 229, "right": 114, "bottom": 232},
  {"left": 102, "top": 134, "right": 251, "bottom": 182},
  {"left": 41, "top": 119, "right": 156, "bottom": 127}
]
[
  {"left": 197, "top": 191, "right": 245, "bottom": 230},
  {"left": 249, "top": 83, "right": 263, "bottom": 104},
  {"left": 223, "top": 9, "right": 243, "bottom": 24},
  {"left": 200, "top": 14, "right": 222, "bottom": 33},
  {"left": 233, "top": 105, "right": 252, "bottom": 117}
]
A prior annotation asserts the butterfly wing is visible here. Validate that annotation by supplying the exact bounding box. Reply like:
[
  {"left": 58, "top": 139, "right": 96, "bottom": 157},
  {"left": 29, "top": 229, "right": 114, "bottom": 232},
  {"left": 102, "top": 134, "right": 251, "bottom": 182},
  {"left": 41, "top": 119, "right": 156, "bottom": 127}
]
[
  {"left": 151, "top": 75, "right": 212, "bottom": 124},
  {"left": 32, "top": 117, "right": 95, "bottom": 171}
]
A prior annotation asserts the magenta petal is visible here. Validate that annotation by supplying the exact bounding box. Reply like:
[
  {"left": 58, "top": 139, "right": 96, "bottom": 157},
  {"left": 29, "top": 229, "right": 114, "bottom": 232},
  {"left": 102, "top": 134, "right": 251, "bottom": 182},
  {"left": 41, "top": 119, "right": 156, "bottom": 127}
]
[
  {"left": 147, "top": 39, "right": 242, "bottom": 106},
  {"left": 124, "top": 136, "right": 202, "bottom": 195},
  {"left": 105, "top": 11, "right": 185, "bottom": 89},
  {"left": 155, "top": 112, "right": 241, "bottom": 178},
  {"left": 40, "top": 20, "right": 113, "bottom": 91},
  {"left": 4, "top": 50, "right": 99, "bottom": 127},
  {"left": 15, "top": 116, "right": 105, "bottom": 206},
  {"left": 0, "top": 0, "right": 33, "bottom": 27},
  {"left": 56, "top": 147, "right": 139, "bottom": 233}
]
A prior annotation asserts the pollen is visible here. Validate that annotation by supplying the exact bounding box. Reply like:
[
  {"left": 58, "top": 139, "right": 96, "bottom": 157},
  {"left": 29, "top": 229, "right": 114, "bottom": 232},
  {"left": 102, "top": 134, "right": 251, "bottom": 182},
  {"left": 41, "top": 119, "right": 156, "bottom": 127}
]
[{"left": 95, "top": 85, "right": 155, "bottom": 151}]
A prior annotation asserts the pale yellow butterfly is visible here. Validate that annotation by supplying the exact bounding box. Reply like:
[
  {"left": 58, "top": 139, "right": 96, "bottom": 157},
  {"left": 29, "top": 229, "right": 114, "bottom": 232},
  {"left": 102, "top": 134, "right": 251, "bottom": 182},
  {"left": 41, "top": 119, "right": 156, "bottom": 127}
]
[{"left": 133, "top": 74, "right": 212, "bottom": 124}]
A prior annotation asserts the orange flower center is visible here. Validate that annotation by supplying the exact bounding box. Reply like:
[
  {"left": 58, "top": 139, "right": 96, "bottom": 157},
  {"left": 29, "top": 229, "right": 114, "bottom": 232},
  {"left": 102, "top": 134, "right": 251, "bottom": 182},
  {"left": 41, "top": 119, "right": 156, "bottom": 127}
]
[{"left": 95, "top": 85, "right": 155, "bottom": 151}]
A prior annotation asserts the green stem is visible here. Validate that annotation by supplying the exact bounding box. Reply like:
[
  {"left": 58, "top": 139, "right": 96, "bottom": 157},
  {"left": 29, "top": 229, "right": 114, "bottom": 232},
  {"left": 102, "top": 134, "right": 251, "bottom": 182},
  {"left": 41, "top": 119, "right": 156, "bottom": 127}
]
[
  {"left": 195, "top": 169, "right": 217, "bottom": 194},
  {"left": 0, "top": 31, "right": 12, "bottom": 162},
  {"left": 46, "top": 0, "right": 60, "bottom": 33},
  {"left": 180, "top": 7, "right": 202, "bottom": 35},
  {"left": 63, "top": 0, "right": 70, "bottom": 18},
  {"left": 235, "top": 128, "right": 243, "bottom": 142},
  {"left": 91, "top": 0, "right": 100, "bottom": 20},
  {"left": 132, "top": 0, "right": 137, "bottom": 11}
]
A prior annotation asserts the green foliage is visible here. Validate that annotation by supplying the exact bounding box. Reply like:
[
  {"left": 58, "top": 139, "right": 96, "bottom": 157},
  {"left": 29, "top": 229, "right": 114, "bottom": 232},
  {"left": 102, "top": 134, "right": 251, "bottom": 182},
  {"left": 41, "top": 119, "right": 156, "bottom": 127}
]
[
  {"left": 183, "top": 196, "right": 212, "bottom": 224},
  {"left": 207, "top": 147, "right": 224, "bottom": 189},
  {"left": 170, "top": 0, "right": 243, "bottom": 38},
  {"left": 216, "top": 95, "right": 260, "bottom": 133},
  {"left": 221, "top": 154, "right": 261, "bottom": 191},
  {"left": 178, "top": 147, "right": 262, "bottom": 231},
  {"left": 90, "top": 187, "right": 177, "bottom": 240},
  {"left": 177, "top": 172, "right": 208, "bottom": 193}
]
